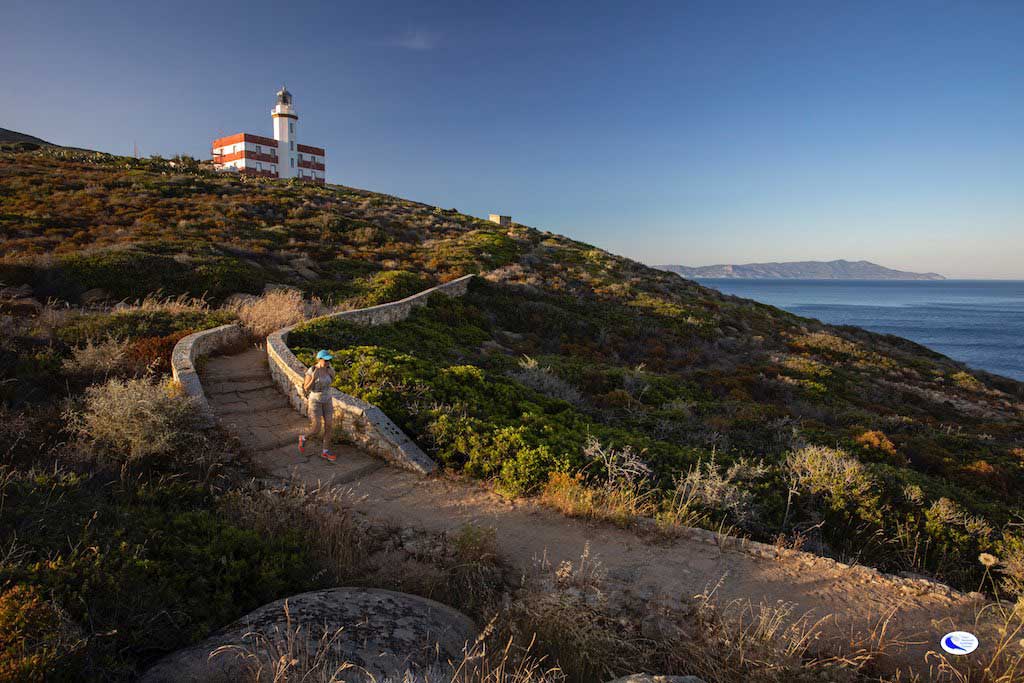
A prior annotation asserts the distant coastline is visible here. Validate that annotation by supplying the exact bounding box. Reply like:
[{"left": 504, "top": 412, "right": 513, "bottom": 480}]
[
  {"left": 696, "top": 278, "right": 1024, "bottom": 381},
  {"left": 655, "top": 259, "right": 945, "bottom": 281}
]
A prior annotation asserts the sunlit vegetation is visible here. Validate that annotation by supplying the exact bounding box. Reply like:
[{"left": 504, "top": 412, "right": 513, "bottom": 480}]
[
  {"left": 291, "top": 276, "right": 1024, "bottom": 593},
  {"left": 2, "top": 147, "right": 1024, "bottom": 680}
]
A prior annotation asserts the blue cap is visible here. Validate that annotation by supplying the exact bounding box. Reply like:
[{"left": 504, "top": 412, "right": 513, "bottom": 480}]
[{"left": 316, "top": 349, "right": 333, "bottom": 361}]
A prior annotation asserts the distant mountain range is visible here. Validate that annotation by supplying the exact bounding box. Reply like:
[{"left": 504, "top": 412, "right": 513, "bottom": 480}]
[{"left": 654, "top": 259, "right": 945, "bottom": 281}]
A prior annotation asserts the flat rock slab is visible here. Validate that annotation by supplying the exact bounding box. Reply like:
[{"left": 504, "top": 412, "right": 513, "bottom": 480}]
[{"left": 140, "top": 588, "right": 477, "bottom": 683}]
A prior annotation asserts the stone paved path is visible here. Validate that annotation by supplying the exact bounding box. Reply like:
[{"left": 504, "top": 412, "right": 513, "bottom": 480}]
[{"left": 202, "top": 346, "right": 996, "bottom": 677}]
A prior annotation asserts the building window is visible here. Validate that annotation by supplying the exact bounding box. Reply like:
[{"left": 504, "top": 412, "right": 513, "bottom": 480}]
[
  {"left": 289, "top": 122, "right": 294, "bottom": 134},
  {"left": 256, "top": 144, "right": 262, "bottom": 153},
  {"left": 298, "top": 153, "right": 303, "bottom": 162},
  {"left": 289, "top": 141, "right": 294, "bottom": 151},
  {"left": 290, "top": 158, "right": 294, "bottom": 168},
  {"left": 256, "top": 162, "right": 262, "bottom": 171}
]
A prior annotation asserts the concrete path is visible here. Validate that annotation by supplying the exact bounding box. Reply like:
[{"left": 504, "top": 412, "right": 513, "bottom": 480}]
[{"left": 202, "top": 347, "right": 994, "bottom": 677}]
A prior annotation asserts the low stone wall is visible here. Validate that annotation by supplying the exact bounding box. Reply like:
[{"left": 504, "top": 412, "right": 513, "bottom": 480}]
[
  {"left": 170, "top": 323, "right": 247, "bottom": 427},
  {"left": 266, "top": 275, "right": 475, "bottom": 475}
]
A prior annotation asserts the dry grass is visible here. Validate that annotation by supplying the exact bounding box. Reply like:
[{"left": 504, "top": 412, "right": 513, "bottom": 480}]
[
  {"left": 62, "top": 336, "right": 133, "bottom": 378},
  {"left": 540, "top": 471, "right": 656, "bottom": 528},
  {"left": 220, "top": 483, "right": 366, "bottom": 584},
  {"left": 230, "top": 289, "right": 328, "bottom": 340},
  {"left": 921, "top": 599, "right": 1024, "bottom": 682},
  {"left": 222, "top": 484, "right": 507, "bottom": 616},
  {"left": 539, "top": 438, "right": 659, "bottom": 528},
  {"left": 116, "top": 292, "right": 211, "bottom": 314},
  {"left": 508, "top": 356, "right": 583, "bottom": 406},
  {"left": 66, "top": 376, "right": 211, "bottom": 463}
]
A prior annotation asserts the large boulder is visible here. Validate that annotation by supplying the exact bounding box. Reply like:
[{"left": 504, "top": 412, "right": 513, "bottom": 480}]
[{"left": 140, "top": 588, "right": 477, "bottom": 683}]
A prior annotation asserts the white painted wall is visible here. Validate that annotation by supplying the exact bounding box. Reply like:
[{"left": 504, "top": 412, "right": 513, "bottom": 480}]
[{"left": 272, "top": 100, "right": 298, "bottom": 179}]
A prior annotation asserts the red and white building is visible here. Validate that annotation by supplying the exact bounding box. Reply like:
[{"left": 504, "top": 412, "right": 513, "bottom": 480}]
[{"left": 211, "top": 87, "right": 326, "bottom": 184}]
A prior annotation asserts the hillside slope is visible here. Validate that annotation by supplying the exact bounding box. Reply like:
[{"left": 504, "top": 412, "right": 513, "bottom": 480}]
[
  {"left": 0, "top": 127, "right": 53, "bottom": 146},
  {"left": 2, "top": 147, "right": 1023, "bottom": 593}
]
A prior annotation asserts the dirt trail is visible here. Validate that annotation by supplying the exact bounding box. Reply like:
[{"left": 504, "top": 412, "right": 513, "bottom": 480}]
[{"left": 203, "top": 347, "right": 994, "bottom": 676}]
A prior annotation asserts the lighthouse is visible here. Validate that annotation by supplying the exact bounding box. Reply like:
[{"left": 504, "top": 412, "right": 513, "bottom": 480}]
[
  {"left": 272, "top": 86, "right": 298, "bottom": 178},
  {"left": 211, "top": 87, "right": 326, "bottom": 184}
]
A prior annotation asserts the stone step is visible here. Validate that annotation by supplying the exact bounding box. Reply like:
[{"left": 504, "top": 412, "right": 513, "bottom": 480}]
[
  {"left": 208, "top": 387, "right": 282, "bottom": 406},
  {"left": 330, "top": 460, "right": 386, "bottom": 486},
  {"left": 213, "top": 396, "right": 284, "bottom": 416},
  {"left": 252, "top": 429, "right": 307, "bottom": 453},
  {"left": 202, "top": 370, "right": 270, "bottom": 384},
  {"left": 253, "top": 445, "right": 382, "bottom": 485},
  {"left": 207, "top": 380, "right": 277, "bottom": 396}
]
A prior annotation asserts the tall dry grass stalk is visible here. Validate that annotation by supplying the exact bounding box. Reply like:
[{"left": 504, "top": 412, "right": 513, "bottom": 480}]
[
  {"left": 220, "top": 483, "right": 365, "bottom": 583},
  {"left": 922, "top": 598, "right": 1024, "bottom": 683},
  {"left": 539, "top": 471, "right": 656, "bottom": 528},
  {"left": 118, "top": 292, "right": 210, "bottom": 314},
  {"left": 230, "top": 289, "right": 327, "bottom": 340},
  {"left": 62, "top": 336, "right": 132, "bottom": 378},
  {"left": 212, "top": 600, "right": 368, "bottom": 682}
]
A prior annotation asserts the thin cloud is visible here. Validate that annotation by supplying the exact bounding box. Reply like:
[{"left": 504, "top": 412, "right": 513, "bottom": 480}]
[{"left": 383, "top": 29, "right": 441, "bottom": 50}]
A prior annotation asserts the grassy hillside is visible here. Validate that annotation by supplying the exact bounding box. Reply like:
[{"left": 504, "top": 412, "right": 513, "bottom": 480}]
[{"left": 2, "top": 146, "right": 1024, "bottom": 677}]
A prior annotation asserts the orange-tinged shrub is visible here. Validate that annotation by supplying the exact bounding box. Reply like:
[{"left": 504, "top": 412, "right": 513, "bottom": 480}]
[
  {"left": 963, "top": 459, "right": 1008, "bottom": 494},
  {"left": 855, "top": 430, "right": 898, "bottom": 458},
  {"left": 0, "top": 585, "right": 80, "bottom": 681},
  {"left": 126, "top": 329, "right": 193, "bottom": 375}
]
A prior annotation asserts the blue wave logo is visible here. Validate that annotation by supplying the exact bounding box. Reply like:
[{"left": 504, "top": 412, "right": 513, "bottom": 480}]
[{"left": 940, "top": 631, "right": 978, "bottom": 655}]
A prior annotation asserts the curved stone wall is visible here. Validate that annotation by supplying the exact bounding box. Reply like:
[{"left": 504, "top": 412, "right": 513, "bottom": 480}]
[
  {"left": 170, "top": 323, "right": 247, "bottom": 427},
  {"left": 266, "top": 275, "right": 475, "bottom": 475}
]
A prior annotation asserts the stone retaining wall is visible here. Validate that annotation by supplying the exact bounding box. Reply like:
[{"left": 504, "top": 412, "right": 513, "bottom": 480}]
[
  {"left": 266, "top": 275, "right": 475, "bottom": 475},
  {"left": 170, "top": 323, "right": 247, "bottom": 427}
]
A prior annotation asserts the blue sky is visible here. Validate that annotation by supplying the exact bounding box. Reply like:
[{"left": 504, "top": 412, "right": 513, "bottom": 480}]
[{"left": 4, "top": 1, "right": 1023, "bottom": 278}]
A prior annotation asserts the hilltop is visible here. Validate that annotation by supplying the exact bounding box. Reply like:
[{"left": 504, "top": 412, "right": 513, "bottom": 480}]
[
  {"left": 656, "top": 259, "right": 945, "bottom": 280},
  {"left": 2, "top": 146, "right": 1023, "bottom": 679},
  {"left": 0, "top": 127, "right": 54, "bottom": 147}
]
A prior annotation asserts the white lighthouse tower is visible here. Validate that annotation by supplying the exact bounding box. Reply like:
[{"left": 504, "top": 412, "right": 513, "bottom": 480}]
[
  {"left": 272, "top": 85, "right": 298, "bottom": 179},
  {"left": 211, "top": 87, "right": 326, "bottom": 183}
]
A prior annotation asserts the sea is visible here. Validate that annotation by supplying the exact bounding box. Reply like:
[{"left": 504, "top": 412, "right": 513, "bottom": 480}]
[{"left": 698, "top": 279, "right": 1024, "bottom": 382}]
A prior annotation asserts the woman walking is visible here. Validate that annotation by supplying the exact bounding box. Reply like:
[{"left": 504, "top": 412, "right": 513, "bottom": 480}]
[{"left": 298, "top": 349, "right": 337, "bottom": 462}]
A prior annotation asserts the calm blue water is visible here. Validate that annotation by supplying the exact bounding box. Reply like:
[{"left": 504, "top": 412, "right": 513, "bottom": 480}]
[{"left": 699, "top": 280, "right": 1024, "bottom": 381}]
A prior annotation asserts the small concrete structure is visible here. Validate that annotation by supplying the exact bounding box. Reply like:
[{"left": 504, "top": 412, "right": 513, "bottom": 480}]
[
  {"left": 140, "top": 588, "right": 477, "bottom": 683},
  {"left": 488, "top": 214, "right": 511, "bottom": 227}
]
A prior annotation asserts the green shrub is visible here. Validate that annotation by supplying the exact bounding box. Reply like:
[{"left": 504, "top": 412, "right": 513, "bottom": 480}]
[
  {"left": 0, "top": 467, "right": 317, "bottom": 678},
  {"left": 358, "top": 269, "right": 429, "bottom": 305},
  {"left": 786, "top": 445, "right": 879, "bottom": 518}
]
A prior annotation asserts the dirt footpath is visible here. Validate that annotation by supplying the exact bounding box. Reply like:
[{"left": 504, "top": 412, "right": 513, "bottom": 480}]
[{"left": 203, "top": 347, "right": 995, "bottom": 677}]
